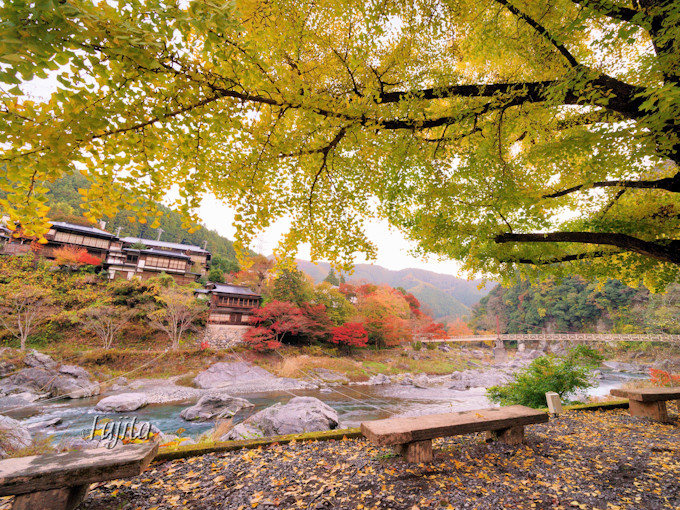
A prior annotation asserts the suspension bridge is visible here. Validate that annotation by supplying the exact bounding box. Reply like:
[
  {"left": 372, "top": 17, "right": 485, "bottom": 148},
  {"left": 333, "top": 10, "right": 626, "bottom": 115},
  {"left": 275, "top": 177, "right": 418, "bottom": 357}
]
[{"left": 426, "top": 334, "right": 680, "bottom": 344}]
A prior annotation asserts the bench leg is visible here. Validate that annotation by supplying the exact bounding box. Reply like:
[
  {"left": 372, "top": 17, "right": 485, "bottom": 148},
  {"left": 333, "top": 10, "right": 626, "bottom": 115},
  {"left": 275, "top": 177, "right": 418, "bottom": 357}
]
[
  {"left": 486, "top": 426, "right": 525, "bottom": 445},
  {"left": 394, "top": 440, "right": 433, "bottom": 463},
  {"left": 12, "top": 484, "right": 90, "bottom": 510},
  {"left": 628, "top": 400, "right": 670, "bottom": 423}
]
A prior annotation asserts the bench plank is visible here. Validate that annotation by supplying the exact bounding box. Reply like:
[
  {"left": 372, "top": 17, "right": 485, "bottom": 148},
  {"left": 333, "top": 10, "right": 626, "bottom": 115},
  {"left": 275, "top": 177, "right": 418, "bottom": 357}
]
[
  {"left": 361, "top": 405, "right": 548, "bottom": 447},
  {"left": 610, "top": 387, "right": 680, "bottom": 402},
  {"left": 0, "top": 442, "right": 158, "bottom": 497}
]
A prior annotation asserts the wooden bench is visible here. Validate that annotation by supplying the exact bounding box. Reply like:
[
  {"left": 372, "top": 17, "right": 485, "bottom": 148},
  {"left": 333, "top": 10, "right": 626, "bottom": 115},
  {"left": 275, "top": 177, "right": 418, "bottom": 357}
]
[
  {"left": 610, "top": 387, "right": 680, "bottom": 423},
  {"left": 361, "top": 405, "right": 548, "bottom": 463},
  {"left": 0, "top": 442, "right": 158, "bottom": 510}
]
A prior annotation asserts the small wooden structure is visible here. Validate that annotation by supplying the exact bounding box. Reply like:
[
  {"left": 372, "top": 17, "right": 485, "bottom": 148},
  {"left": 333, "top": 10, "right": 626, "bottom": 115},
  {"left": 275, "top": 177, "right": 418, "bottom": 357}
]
[
  {"left": 610, "top": 387, "right": 680, "bottom": 423},
  {"left": 0, "top": 442, "right": 158, "bottom": 510},
  {"left": 361, "top": 405, "right": 548, "bottom": 463},
  {"left": 197, "top": 283, "right": 262, "bottom": 325}
]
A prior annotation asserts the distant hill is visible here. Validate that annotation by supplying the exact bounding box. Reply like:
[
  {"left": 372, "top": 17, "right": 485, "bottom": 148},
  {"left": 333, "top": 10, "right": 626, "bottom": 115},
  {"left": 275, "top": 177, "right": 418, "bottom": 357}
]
[{"left": 296, "top": 259, "right": 490, "bottom": 321}]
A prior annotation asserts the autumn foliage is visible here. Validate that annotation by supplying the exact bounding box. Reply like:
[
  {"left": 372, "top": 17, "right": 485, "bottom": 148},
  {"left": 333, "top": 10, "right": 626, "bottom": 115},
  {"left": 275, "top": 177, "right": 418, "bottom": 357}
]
[
  {"left": 53, "top": 246, "right": 102, "bottom": 267},
  {"left": 650, "top": 368, "right": 680, "bottom": 387},
  {"left": 329, "top": 322, "right": 368, "bottom": 352},
  {"left": 244, "top": 277, "right": 465, "bottom": 352},
  {"left": 243, "top": 300, "right": 332, "bottom": 351},
  {"left": 447, "top": 317, "right": 474, "bottom": 337}
]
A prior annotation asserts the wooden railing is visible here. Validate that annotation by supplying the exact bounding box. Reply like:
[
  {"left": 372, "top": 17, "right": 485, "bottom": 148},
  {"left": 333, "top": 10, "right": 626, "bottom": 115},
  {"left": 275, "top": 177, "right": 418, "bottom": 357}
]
[{"left": 424, "top": 334, "right": 680, "bottom": 344}]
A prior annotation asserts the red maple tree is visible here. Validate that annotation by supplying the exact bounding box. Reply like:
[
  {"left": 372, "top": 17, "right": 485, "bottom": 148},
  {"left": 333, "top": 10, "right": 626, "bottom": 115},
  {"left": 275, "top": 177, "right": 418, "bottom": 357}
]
[
  {"left": 243, "top": 300, "right": 332, "bottom": 350},
  {"left": 329, "top": 322, "right": 368, "bottom": 353}
]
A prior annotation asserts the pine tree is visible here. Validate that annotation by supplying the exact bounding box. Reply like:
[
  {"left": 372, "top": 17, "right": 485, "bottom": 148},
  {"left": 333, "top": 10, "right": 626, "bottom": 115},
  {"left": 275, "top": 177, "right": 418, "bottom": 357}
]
[{"left": 323, "top": 268, "right": 340, "bottom": 286}]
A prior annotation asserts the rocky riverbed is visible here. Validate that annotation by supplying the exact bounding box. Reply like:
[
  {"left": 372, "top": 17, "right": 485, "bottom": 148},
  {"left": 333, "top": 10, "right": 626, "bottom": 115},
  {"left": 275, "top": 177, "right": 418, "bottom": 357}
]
[{"left": 0, "top": 346, "right": 670, "bottom": 457}]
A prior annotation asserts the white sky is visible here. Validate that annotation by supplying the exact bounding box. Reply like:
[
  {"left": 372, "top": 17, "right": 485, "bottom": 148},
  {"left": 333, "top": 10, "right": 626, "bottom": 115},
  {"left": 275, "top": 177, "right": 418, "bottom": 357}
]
[{"left": 199, "top": 195, "right": 466, "bottom": 275}]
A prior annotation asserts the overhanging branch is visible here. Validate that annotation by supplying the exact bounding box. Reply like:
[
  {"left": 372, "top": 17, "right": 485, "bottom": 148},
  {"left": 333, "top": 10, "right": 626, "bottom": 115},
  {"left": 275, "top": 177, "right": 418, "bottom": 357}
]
[
  {"left": 495, "top": 231, "right": 680, "bottom": 264},
  {"left": 501, "top": 249, "right": 618, "bottom": 264},
  {"left": 543, "top": 173, "right": 680, "bottom": 198}
]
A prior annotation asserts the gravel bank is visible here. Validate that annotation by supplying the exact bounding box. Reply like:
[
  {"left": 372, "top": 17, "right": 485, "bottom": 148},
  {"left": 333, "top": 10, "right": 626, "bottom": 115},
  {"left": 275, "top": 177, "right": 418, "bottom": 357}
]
[{"left": 63, "top": 407, "right": 680, "bottom": 509}]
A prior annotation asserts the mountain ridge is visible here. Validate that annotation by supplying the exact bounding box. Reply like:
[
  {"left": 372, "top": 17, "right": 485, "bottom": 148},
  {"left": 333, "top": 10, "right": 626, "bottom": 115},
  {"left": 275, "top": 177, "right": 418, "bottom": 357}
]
[{"left": 295, "top": 259, "right": 491, "bottom": 321}]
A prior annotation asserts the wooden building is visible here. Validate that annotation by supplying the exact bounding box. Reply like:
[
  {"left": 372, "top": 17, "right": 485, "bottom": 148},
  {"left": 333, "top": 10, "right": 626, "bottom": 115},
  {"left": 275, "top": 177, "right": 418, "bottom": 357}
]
[
  {"left": 106, "top": 245, "right": 197, "bottom": 285},
  {"left": 2, "top": 220, "right": 212, "bottom": 285},
  {"left": 2, "top": 221, "right": 116, "bottom": 261},
  {"left": 197, "top": 283, "right": 262, "bottom": 325}
]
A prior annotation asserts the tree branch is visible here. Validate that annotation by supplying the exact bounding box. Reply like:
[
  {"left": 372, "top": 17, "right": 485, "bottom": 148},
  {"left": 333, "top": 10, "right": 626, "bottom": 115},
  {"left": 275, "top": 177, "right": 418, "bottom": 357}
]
[
  {"left": 501, "top": 249, "right": 618, "bottom": 264},
  {"left": 378, "top": 75, "right": 646, "bottom": 121},
  {"left": 493, "top": 0, "right": 579, "bottom": 67},
  {"left": 495, "top": 231, "right": 680, "bottom": 264},
  {"left": 570, "top": 0, "right": 645, "bottom": 24},
  {"left": 543, "top": 173, "right": 680, "bottom": 198}
]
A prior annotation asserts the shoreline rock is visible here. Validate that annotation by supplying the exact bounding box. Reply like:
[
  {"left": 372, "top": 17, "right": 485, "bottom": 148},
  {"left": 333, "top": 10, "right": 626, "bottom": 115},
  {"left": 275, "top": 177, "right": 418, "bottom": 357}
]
[
  {"left": 193, "top": 361, "right": 318, "bottom": 393},
  {"left": 180, "top": 394, "right": 253, "bottom": 422},
  {"left": 0, "top": 351, "right": 100, "bottom": 404},
  {"left": 224, "top": 396, "right": 339, "bottom": 440},
  {"left": 0, "top": 415, "right": 32, "bottom": 458},
  {"left": 95, "top": 393, "right": 148, "bottom": 413}
]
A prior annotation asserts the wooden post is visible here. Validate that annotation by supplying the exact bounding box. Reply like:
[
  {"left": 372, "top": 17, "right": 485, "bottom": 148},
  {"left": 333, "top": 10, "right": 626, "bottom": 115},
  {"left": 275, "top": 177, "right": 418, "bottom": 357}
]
[
  {"left": 394, "top": 440, "right": 433, "bottom": 463},
  {"left": 628, "top": 399, "right": 670, "bottom": 423},
  {"left": 12, "top": 484, "right": 90, "bottom": 510},
  {"left": 485, "top": 426, "right": 525, "bottom": 445}
]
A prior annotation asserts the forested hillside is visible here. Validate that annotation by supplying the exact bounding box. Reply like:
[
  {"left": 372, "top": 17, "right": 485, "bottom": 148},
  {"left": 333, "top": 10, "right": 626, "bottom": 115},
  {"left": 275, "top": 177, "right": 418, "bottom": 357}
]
[
  {"left": 43, "top": 174, "right": 240, "bottom": 262},
  {"left": 296, "top": 260, "right": 489, "bottom": 321},
  {"left": 470, "top": 277, "right": 680, "bottom": 335}
]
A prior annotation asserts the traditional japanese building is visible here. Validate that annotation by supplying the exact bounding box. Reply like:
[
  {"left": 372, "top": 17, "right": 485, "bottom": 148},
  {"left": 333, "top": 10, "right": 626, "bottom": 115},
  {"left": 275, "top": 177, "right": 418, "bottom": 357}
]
[
  {"left": 1, "top": 221, "right": 116, "bottom": 261},
  {"left": 105, "top": 237, "right": 210, "bottom": 284},
  {"left": 196, "top": 283, "right": 262, "bottom": 325},
  {"left": 119, "top": 237, "right": 211, "bottom": 277}
]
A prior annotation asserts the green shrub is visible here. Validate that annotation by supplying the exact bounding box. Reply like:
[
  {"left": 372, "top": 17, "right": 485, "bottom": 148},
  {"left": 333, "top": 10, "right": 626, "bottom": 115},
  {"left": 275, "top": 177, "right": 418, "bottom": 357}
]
[
  {"left": 425, "top": 341, "right": 437, "bottom": 350},
  {"left": 412, "top": 340, "right": 422, "bottom": 351},
  {"left": 486, "top": 345, "right": 603, "bottom": 408}
]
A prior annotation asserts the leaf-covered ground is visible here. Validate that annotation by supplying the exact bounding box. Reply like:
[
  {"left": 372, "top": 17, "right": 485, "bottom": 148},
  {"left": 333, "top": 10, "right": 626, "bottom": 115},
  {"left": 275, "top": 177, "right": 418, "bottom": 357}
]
[{"left": 23, "top": 408, "right": 680, "bottom": 509}]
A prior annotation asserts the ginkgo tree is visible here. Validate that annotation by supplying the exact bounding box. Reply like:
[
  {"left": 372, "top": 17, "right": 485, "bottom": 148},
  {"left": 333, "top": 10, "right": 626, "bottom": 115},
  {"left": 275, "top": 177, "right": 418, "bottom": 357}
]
[{"left": 1, "top": 0, "right": 680, "bottom": 288}]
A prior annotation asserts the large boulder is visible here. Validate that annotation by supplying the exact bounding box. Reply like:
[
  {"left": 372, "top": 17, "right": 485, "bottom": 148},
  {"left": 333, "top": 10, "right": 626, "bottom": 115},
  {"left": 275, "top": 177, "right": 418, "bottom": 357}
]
[
  {"left": 449, "top": 369, "right": 513, "bottom": 391},
  {"left": 0, "top": 357, "right": 100, "bottom": 401},
  {"left": 95, "top": 393, "right": 148, "bottom": 413},
  {"left": 23, "top": 350, "right": 57, "bottom": 369},
  {"left": 0, "top": 415, "right": 32, "bottom": 459},
  {"left": 58, "top": 365, "right": 91, "bottom": 379},
  {"left": 180, "top": 394, "right": 253, "bottom": 422},
  {"left": 193, "top": 362, "right": 275, "bottom": 389},
  {"left": 368, "top": 374, "right": 390, "bottom": 385},
  {"left": 224, "top": 397, "right": 338, "bottom": 440},
  {"left": 49, "top": 375, "right": 100, "bottom": 399},
  {"left": 0, "top": 362, "right": 15, "bottom": 377},
  {"left": 4, "top": 368, "right": 55, "bottom": 393},
  {"left": 192, "top": 361, "right": 317, "bottom": 392}
]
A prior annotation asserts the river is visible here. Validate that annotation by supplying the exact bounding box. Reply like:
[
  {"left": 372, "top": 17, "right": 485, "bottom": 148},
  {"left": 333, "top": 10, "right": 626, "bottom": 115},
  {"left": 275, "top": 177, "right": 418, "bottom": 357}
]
[{"left": 7, "top": 369, "right": 646, "bottom": 444}]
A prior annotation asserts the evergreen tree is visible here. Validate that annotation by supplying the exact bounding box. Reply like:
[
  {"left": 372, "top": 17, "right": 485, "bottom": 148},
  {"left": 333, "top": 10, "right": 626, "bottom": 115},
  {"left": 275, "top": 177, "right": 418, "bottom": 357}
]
[
  {"left": 270, "top": 268, "right": 314, "bottom": 306},
  {"left": 323, "top": 268, "right": 339, "bottom": 286}
]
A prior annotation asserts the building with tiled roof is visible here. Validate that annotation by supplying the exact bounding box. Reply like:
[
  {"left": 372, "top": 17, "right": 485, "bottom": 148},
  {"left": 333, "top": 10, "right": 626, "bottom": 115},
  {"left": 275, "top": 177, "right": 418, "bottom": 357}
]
[{"left": 196, "top": 283, "right": 262, "bottom": 325}]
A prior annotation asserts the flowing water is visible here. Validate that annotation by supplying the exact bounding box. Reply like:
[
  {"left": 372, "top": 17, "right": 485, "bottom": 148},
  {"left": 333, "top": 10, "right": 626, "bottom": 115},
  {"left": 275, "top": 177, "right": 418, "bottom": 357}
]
[{"left": 8, "top": 370, "right": 647, "bottom": 443}]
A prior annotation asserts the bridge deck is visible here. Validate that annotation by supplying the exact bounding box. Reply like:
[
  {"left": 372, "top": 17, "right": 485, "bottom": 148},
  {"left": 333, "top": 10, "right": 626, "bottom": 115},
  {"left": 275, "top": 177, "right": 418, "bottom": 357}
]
[{"left": 423, "top": 334, "right": 680, "bottom": 344}]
